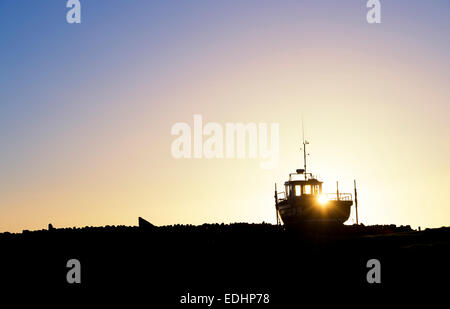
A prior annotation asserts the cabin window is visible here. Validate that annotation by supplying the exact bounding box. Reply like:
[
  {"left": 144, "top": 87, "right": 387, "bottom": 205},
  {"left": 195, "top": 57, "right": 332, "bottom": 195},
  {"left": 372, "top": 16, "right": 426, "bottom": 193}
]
[
  {"left": 303, "top": 185, "right": 311, "bottom": 195},
  {"left": 295, "top": 185, "right": 301, "bottom": 196},
  {"left": 314, "top": 185, "right": 320, "bottom": 195}
]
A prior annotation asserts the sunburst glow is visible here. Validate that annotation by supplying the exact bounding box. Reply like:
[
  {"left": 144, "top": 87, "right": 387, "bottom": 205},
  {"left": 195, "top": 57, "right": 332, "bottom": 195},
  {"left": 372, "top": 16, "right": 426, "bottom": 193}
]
[{"left": 318, "top": 195, "right": 328, "bottom": 206}]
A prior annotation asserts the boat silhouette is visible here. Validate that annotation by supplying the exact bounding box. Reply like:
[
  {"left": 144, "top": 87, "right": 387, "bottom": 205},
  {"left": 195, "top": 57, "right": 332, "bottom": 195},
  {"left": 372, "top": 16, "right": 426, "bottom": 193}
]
[{"left": 274, "top": 127, "right": 357, "bottom": 226}]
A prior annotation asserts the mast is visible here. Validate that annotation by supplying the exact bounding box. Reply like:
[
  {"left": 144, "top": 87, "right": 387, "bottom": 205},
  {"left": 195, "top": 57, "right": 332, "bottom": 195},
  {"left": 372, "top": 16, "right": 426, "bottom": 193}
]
[
  {"left": 354, "top": 179, "right": 359, "bottom": 225},
  {"left": 274, "top": 183, "right": 280, "bottom": 225},
  {"left": 301, "top": 118, "right": 309, "bottom": 180},
  {"left": 336, "top": 181, "right": 340, "bottom": 201}
]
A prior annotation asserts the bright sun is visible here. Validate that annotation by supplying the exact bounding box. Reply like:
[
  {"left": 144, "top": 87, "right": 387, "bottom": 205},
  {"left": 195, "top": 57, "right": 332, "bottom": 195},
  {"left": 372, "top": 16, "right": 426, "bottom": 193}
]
[{"left": 318, "top": 195, "right": 328, "bottom": 205}]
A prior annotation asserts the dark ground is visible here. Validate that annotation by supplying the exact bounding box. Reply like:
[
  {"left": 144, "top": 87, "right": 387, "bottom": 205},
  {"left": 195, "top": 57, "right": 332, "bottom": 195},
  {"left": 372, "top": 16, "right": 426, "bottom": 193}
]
[{"left": 0, "top": 220, "right": 449, "bottom": 306}]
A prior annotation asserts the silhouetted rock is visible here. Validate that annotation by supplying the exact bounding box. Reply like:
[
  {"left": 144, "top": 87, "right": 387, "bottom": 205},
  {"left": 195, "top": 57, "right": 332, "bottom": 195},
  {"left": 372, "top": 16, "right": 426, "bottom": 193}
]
[
  {"left": 138, "top": 217, "right": 155, "bottom": 230},
  {"left": 48, "top": 223, "right": 54, "bottom": 231}
]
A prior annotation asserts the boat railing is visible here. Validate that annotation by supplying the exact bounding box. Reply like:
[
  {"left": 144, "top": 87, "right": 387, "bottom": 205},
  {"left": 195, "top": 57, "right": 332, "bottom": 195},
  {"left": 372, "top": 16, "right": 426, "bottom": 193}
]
[
  {"left": 289, "top": 172, "right": 322, "bottom": 182},
  {"left": 326, "top": 193, "right": 352, "bottom": 201},
  {"left": 276, "top": 191, "right": 287, "bottom": 201}
]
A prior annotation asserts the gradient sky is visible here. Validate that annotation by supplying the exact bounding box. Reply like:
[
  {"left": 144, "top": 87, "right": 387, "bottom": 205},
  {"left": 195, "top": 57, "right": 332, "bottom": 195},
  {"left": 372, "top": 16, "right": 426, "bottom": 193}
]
[{"left": 1, "top": 1, "right": 449, "bottom": 232}]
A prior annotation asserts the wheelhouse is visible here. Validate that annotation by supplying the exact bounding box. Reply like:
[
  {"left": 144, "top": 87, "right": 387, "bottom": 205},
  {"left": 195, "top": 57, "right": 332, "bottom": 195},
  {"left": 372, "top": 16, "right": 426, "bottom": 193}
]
[
  {"left": 284, "top": 179, "right": 322, "bottom": 199},
  {"left": 282, "top": 169, "right": 322, "bottom": 199}
]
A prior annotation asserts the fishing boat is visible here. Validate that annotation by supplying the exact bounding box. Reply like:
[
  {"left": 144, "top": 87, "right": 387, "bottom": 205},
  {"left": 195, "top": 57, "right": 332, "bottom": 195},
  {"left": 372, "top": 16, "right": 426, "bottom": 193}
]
[{"left": 274, "top": 133, "right": 358, "bottom": 227}]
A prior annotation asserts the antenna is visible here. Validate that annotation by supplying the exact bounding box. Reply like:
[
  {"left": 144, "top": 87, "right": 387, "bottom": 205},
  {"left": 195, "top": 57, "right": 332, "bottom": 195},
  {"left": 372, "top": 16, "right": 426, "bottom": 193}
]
[{"left": 301, "top": 117, "right": 309, "bottom": 180}]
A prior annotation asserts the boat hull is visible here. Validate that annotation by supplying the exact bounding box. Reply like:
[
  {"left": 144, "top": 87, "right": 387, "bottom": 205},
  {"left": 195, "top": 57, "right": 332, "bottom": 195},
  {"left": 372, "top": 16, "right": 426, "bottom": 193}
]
[{"left": 278, "top": 198, "right": 352, "bottom": 226}]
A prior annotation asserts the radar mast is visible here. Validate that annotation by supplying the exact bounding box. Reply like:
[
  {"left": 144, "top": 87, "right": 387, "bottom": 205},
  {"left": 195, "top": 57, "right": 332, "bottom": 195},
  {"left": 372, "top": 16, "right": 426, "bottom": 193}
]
[{"left": 301, "top": 118, "right": 309, "bottom": 180}]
